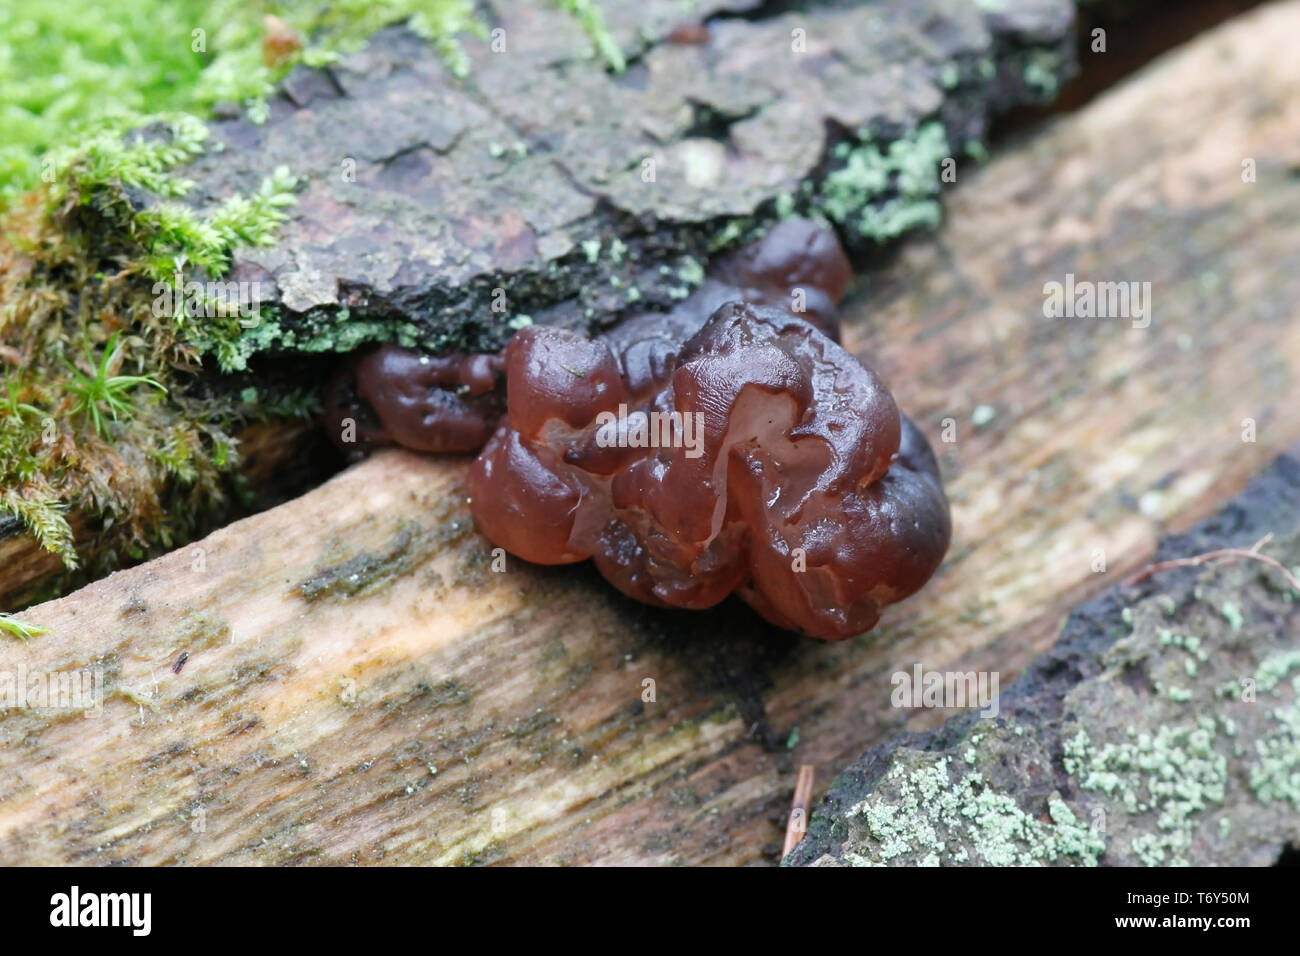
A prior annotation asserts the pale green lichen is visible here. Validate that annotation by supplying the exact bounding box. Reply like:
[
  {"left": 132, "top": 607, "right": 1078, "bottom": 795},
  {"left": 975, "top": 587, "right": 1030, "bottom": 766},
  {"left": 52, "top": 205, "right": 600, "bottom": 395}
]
[
  {"left": 1249, "top": 676, "right": 1300, "bottom": 810},
  {"left": 1220, "top": 601, "right": 1245, "bottom": 632},
  {"left": 838, "top": 754, "right": 1105, "bottom": 866},
  {"left": 816, "top": 121, "right": 950, "bottom": 244},
  {"left": 704, "top": 216, "right": 756, "bottom": 254},
  {"left": 1062, "top": 718, "right": 1227, "bottom": 866},
  {"left": 1159, "top": 630, "right": 1209, "bottom": 662},
  {"left": 1022, "top": 50, "right": 1061, "bottom": 98},
  {"left": 676, "top": 257, "right": 705, "bottom": 288},
  {"left": 1255, "top": 650, "right": 1300, "bottom": 694}
]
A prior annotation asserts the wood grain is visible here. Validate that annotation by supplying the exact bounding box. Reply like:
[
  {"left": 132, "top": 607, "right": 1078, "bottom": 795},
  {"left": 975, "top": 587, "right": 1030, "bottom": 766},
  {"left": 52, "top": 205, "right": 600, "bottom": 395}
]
[{"left": 3, "top": 1, "right": 1300, "bottom": 865}]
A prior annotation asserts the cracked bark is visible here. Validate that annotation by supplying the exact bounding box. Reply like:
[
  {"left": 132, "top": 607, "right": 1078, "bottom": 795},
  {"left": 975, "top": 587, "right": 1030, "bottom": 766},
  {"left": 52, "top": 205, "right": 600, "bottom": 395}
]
[{"left": 181, "top": 0, "right": 1075, "bottom": 356}]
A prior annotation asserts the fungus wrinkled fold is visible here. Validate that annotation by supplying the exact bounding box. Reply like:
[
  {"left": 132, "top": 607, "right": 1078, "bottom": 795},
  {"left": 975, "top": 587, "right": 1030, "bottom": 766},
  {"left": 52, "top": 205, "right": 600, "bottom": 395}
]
[{"left": 325, "top": 219, "right": 950, "bottom": 639}]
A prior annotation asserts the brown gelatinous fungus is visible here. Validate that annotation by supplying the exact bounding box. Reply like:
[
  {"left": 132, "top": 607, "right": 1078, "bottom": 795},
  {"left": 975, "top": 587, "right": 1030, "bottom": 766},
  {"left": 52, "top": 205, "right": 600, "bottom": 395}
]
[
  {"left": 323, "top": 344, "right": 505, "bottom": 458},
  {"left": 324, "top": 220, "right": 950, "bottom": 638},
  {"left": 468, "top": 304, "right": 950, "bottom": 640}
]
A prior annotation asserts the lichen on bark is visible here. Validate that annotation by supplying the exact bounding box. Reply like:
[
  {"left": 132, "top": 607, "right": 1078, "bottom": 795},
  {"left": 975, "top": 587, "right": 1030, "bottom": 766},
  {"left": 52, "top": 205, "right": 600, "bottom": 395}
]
[{"left": 786, "top": 451, "right": 1300, "bottom": 867}]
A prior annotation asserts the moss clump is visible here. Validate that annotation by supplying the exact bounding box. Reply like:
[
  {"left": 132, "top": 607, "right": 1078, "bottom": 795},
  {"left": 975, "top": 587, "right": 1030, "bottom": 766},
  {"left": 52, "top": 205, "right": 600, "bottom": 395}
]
[
  {"left": 0, "top": 2, "right": 488, "bottom": 580},
  {"left": 0, "top": 117, "right": 303, "bottom": 573}
]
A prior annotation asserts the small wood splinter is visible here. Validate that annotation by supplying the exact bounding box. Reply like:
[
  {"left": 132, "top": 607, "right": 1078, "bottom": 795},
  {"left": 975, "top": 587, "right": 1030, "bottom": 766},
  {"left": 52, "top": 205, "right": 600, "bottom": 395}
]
[
  {"left": 782, "top": 765, "right": 816, "bottom": 859},
  {"left": 1125, "top": 532, "right": 1300, "bottom": 592}
]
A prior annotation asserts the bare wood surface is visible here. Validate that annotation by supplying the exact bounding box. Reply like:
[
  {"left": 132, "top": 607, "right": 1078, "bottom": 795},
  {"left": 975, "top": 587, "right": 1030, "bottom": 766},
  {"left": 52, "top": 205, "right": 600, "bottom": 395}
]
[{"left": 3, "top": 1, "right": 1300, "bottom": 865}]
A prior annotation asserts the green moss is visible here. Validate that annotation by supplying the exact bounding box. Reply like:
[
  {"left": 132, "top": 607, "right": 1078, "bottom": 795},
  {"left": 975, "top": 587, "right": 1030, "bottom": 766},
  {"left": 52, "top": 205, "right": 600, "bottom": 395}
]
[
  {"left": 0, "top": 612, "right": 48, "bottom": 640},
  {"left": 0, "top": 0, "right": 484, "bottom": 202},
  {"left": 0, "top": 4, "right": 488, "bottom": 579},
  {"left": 61, "top": 330, "right": 169, "bottom": 440},
  {"left": 1, "top": 119, "right": 302, "bottom": 571}
]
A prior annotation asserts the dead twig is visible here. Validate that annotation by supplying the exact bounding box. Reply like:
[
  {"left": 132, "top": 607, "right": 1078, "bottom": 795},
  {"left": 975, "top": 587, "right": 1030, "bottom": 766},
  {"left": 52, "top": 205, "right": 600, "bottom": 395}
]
[
  {"left": 782, "top": 765, "right": 816, "bottom": 859},
  {"left": 1125, "top": 533, "right": 1300, "bottom": 592}
]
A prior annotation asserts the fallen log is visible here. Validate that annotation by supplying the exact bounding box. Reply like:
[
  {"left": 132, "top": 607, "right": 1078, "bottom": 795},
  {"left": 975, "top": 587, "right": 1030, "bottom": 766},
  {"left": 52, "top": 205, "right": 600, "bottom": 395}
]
[{"left": 2, "top": 0, "right": 1299, "bottom": 865}]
